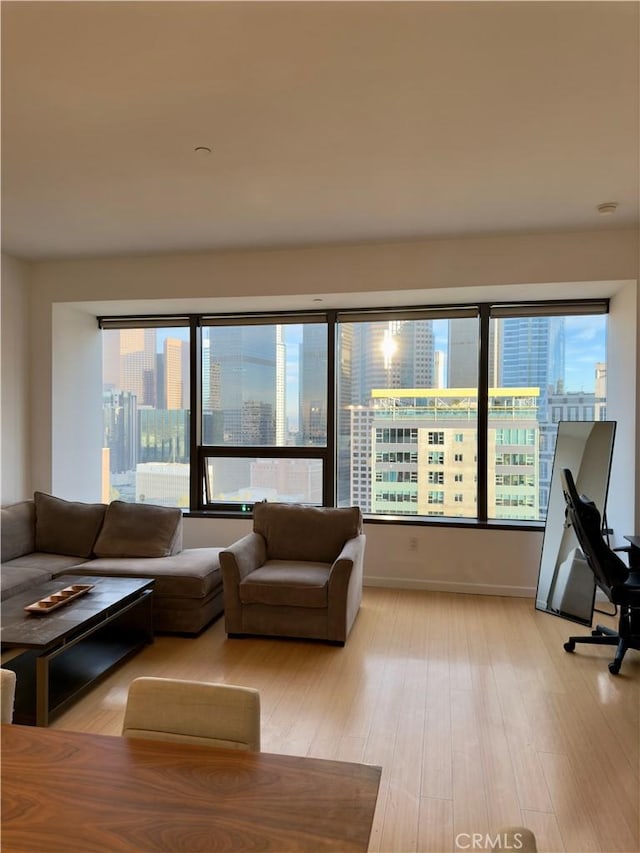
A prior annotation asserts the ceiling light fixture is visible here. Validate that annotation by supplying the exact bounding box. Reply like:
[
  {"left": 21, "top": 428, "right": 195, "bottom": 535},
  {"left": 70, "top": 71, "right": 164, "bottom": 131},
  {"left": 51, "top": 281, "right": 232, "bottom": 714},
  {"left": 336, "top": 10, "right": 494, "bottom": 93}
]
[{"left": 597, "top": 202, "right": 618, "bottom": 215}]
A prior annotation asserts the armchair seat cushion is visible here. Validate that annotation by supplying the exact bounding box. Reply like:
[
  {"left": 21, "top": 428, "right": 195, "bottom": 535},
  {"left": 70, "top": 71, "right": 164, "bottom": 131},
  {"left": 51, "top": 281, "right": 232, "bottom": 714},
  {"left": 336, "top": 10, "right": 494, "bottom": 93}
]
[{"left": 240, "top": 561, "right": 331, "bottom": 608}]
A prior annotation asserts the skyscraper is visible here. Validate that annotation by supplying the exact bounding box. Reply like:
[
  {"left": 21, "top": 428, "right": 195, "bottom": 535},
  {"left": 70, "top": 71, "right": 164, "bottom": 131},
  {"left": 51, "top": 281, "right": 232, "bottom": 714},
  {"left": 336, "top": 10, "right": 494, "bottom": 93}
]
[
  {"left": 206, "top": 325, "right": 278, "bottom": 445},
  {"left": 164, "top": 337, "right": 185, "bottom": 410},
  {"left": 447, "top": 318, "right": 500, "bottom": 388},
  {"left": 119, "top": 328, "right": 157, "bottom": 403},
  {"left": 350, "top": 320, "right": 436, "bottom": 404},
  {"left": 299, "top": 324, "right": 327, "bottom": 446},
  {"left": 499, "top": 317, "right": 565, "bottom": 394}
]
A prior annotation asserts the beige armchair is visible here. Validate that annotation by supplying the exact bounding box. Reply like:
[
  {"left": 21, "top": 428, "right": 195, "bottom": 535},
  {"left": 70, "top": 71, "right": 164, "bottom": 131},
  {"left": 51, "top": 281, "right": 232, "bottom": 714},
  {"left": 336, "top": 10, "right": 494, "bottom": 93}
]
[{"left": 220, "top": 503, "right": 365, "bottom": 645}]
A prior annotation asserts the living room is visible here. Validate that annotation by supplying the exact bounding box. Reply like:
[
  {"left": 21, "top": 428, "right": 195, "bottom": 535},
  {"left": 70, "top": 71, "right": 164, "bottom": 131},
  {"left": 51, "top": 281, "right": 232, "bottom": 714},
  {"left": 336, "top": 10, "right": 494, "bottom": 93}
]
[{"left": 2, "top": 2, "right": 639, "bottom": 851}]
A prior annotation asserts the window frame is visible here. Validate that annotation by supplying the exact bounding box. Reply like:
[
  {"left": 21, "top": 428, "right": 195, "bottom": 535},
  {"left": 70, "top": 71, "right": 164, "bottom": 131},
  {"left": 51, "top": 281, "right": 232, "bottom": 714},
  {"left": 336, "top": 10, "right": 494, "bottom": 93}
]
[{"left": 98, "top": 297, "right": 608, "bottom": 525}]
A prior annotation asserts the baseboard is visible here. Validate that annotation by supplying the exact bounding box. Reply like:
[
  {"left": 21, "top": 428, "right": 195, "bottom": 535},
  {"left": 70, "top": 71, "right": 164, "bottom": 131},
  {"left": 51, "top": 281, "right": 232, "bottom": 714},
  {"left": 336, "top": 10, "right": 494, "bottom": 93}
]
[{"left": 363, "top": 576, "right": 536, "bottom": 598}]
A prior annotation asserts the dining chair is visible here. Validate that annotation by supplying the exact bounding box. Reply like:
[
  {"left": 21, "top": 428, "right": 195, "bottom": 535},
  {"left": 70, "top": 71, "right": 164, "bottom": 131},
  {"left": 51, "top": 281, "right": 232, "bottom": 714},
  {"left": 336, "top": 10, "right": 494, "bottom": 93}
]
[
  {"left": 122, "top": 677, "right": 260, "bottom": 750},
  {"left": 1, "top": 668, "right": 17, "bottom": 723}
]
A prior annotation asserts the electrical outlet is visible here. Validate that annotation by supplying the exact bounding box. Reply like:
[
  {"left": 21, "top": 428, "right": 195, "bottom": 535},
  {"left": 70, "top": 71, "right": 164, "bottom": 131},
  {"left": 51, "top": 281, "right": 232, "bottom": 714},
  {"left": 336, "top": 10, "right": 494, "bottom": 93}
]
[{"left": 409, "top": 537, "right": 418, "bottom": 552}]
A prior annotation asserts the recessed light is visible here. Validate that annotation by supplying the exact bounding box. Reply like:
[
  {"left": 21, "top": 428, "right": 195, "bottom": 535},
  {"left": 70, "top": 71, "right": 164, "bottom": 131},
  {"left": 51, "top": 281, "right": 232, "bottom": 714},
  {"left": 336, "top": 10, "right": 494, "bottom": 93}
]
[
  {"left": 597, "top": 202, "right": 618, "bottom": 215},
  {"left": 194, "top": 146, "right": 212, "bottom": 156}
]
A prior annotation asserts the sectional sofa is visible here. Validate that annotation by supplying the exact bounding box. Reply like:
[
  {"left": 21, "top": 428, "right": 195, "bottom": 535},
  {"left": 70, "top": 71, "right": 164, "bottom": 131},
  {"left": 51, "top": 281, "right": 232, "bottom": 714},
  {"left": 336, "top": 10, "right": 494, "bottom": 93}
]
[{"left": 1, "top": 492, "right": 223, "bottom": 634}]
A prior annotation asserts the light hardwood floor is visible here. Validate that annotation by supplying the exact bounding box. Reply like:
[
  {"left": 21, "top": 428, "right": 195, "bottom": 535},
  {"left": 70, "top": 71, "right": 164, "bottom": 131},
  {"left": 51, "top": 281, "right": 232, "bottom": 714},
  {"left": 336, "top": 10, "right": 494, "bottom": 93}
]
[{"left": 52, "top": 588, "right": 639, "bottom": 853}]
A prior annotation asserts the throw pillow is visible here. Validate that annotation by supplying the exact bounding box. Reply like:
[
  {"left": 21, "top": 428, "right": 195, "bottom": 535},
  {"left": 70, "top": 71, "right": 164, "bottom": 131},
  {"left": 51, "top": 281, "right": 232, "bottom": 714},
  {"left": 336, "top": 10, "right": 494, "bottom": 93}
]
[
  {"left": 34, "top": 491, "right": 107, "bottom": 558},
  {"left": 93, "top": 501, "right": 182, "bottom": 558}
]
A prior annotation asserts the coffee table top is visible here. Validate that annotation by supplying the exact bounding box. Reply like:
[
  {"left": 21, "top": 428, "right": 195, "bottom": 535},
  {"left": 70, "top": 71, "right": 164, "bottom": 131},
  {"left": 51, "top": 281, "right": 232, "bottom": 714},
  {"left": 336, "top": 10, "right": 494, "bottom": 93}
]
[{"left": 1, "top": 576, "right": 154, "bottom": 650}]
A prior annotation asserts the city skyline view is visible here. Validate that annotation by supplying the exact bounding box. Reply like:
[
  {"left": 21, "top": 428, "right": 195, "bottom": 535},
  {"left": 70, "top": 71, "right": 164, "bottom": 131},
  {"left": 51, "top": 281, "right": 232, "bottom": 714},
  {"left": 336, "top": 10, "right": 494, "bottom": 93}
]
[
  {"left": 152, "top": 314, "right": 605, "bottom": 429},
  {"left": 102, "top": 311, "right": 607, "bottom": 520}
]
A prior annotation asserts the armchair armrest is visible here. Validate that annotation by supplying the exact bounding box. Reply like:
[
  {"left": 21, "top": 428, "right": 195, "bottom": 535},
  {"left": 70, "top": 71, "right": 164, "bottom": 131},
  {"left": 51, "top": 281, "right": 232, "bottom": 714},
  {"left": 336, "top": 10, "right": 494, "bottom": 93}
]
[
  {"left": 327, "top": 533, "right": 366, "bottom": 643},
  {"left": 220, "top": 532, "right": 266, "bottom": 582},
  {"left": 220, "top": 532, "right": 267, "bottom": 634}
]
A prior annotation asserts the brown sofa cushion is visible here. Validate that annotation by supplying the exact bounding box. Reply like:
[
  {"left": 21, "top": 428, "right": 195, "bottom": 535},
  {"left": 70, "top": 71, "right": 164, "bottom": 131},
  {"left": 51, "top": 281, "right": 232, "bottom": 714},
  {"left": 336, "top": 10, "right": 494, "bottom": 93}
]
[
  {"left": 34, "top": 492, "right": 106, "bottom": 558},
  {"left": 253, "top": 503, "right": 362, "bottom": 563},
  {"left": 0, "top": 565, "right": 53, "bottom": 601},
  {"left": 74, "top": 548, "right": 221, "bottom": 598},
  {"left": 93, "top": 501, "right": 182, "bottom": 558},
  {"left": 1, "top": 500, "right": 35, "bottom": 562}
]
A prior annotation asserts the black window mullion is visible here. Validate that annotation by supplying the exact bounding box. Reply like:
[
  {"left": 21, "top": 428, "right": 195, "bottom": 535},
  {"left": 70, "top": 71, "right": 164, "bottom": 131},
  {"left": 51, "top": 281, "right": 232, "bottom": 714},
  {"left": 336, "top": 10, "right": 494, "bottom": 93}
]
[
  {"left": 189, "top": 317, "right": 201, "bottom": 511},
  {"left": 477, "top": 304, "right": 490, "bottom": 522},
  {"left": 325, "top": 311, "right": 337, "bottom": 507}
]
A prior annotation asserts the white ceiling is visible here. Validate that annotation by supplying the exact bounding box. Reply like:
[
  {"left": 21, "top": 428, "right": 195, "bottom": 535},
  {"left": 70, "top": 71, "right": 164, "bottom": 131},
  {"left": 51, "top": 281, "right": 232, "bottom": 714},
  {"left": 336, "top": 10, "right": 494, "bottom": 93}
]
[{"left": 2, "top": 1, "right": 639, "bottom": 261}]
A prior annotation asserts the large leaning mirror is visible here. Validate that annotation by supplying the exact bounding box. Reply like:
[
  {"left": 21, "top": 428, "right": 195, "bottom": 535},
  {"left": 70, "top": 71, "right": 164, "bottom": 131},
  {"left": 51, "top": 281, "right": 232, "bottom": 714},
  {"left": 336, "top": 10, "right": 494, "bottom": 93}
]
[{"left": 535, "top": 420, "right": 616, "bottom": 626}]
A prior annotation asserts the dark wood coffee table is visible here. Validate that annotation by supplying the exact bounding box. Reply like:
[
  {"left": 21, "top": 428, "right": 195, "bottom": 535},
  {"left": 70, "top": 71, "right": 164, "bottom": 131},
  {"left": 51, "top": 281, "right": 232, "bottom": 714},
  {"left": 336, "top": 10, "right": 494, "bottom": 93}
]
[{"left": 1, "top": 575, "right": 154, "bottom": 726}]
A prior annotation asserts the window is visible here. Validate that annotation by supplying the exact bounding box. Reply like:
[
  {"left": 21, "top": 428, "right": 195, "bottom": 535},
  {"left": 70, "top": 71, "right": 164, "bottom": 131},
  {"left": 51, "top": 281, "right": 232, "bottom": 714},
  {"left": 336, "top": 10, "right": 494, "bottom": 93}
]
[
  {"left": 376, "top": 428, "right": 418, "bottom": 443},
  {"left": 489, "top": 308, "right": 607, "bottom": 521},
  {"left": 102, "top": 324, "right": 191, "bottom": 507},
  {"left": 336, "top": 312, "right": 478, "bottom": 519},
  {"left": 100, "top": 299, "right": 607, "bottom": 524},
  {"left": 200, "top": 319, "right": 329, "bottom": 507},
  {"left": 376, "top": 451, "right": 417, "bottom": 463}
]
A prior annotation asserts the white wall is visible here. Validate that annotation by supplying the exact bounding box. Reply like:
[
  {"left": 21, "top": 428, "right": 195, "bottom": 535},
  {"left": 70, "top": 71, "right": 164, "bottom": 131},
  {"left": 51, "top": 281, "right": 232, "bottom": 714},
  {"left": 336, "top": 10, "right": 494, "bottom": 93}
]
[
  {"left": 604, "top": 280, "right": 637, "bottom": 546},
  {"left": 3, "top": 227, "right": 638, "bottom": 595},
  {"left": 1, "top": 254, "right": 31, "bottom": 503},
  {"left": 52, "top": 304, "right": 104, "bottom": 500},
  {"left": 183, "top": 513, "right": 544, "bottom": 597}
]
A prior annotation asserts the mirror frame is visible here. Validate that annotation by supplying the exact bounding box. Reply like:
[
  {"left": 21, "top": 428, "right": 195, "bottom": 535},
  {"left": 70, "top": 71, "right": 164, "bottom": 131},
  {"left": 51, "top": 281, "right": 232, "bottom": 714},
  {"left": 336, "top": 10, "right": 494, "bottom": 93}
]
[{"left": 535, "top": 420, "right": 616, "bottom": 626}]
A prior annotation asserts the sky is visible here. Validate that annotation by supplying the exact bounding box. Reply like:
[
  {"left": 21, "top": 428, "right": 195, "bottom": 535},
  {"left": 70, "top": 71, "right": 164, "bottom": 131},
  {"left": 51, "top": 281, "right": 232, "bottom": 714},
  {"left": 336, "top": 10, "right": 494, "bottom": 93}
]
[{"left": 563, "top": 315, "right": 606, "bottom": 393}]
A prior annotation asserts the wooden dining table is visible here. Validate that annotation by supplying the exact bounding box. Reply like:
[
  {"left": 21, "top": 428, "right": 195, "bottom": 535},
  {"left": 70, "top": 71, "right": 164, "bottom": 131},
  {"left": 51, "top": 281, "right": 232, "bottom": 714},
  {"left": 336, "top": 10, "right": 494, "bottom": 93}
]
[{"left": 1, "top": 724, "right": 381, "bottom": 852}]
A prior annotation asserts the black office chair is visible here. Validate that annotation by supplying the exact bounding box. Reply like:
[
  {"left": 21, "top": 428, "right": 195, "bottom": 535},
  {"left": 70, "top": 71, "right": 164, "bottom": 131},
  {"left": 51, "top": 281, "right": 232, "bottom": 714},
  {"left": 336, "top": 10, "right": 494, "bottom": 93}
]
[{"left": 560, "top": 468, "right": 640, "bottom": 675}]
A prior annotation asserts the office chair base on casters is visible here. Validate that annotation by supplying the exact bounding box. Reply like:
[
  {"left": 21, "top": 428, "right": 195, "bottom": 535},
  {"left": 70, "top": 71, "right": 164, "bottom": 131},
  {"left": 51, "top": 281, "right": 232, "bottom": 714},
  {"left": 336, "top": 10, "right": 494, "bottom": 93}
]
[{"left": 563, "top": 626, "right": 628, "bottom": 675}]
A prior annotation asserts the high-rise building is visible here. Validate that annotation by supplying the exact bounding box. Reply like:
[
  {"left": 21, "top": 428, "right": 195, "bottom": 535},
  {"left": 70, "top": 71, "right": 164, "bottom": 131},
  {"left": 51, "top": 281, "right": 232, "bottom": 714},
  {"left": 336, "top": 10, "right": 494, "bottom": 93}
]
[
  {"left": 434, "top": 351, "right": 446, "bottom": 388},
  {"left": 155, "top": 352, "right": 166, "bottom": 409},
  {"left": 202, "top": 340, "right": 221, "bottom": 412},
  {"left": 119, "top": 329, "right": 157, "bottom": 402},
  {"left": 348, "top": 387, "right": 540, "bottom": 519},
  {"left": 447, "top": 317, "right": 500, "bottom": 388},
  {"left": 139, "top": 408, "right": 190, "bottom": 464},
  {"left": 207, "top": 326, "right": 278, "bottom": 444},
  {"left": 498, "top": 316, "right": 566, "bottom": 513},
  {"left": 499, "top": 317, "right": 565, "bottom": 395},
  {"left": 164, "top": 337, "right": 185, "bottom": 410},
  {"left": 103, "top": 390, "right": 137, "bottom": 475},
  {"left": 299, "top": 324, "right": 327, "bottom": 446},
  {"left": 249, "top": 458, "right": 323, "bottom": 503},
  {"left": 595, "top": 362, "right": 607, "bottom": 420},
  {"left": 350, "top": 320, "right": 436, "bottom": 404},
  {"left": 181, "top": 339, "right": 190, "bottom": 410},
  {"left": 336, "top": 323, "right": 354, "bottom": 506},
  {"left": 275, "top": 326, "right": 286, "bottom": 445}
]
